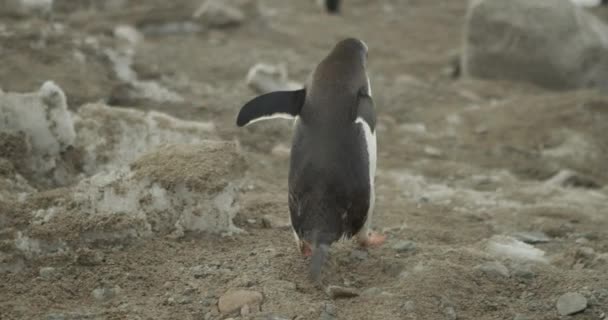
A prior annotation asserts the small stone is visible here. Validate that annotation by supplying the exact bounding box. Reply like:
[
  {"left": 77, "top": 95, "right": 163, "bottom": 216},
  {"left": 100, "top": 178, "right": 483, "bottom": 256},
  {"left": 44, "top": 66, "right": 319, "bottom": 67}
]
[
  {"left": 392, "top": 240, "right": 417, "bottom": 253},
  {"left": 513, "top": 314, "right": 530, "bottom": 320},
  {"left": 241, "top": 304, "right": 250, "bottom": 316},
  {"left": 261, "top": 215, "right": 291, "bottom": 230},
  {"left": 362, "top": 287, "right": 382, "bottom": 297},
  {"left": 511, "top": 264, "right": 536, "bottom": 281},
  {"left": 39, "top": 267, "right": 57, "bottom": 280},
  {"left": 350, "top": 250, "right": 368, "bottom": 261},
  {"left": 193, "top": 0, "right": 245, "bottom": 28},
  {"left": 254, "top": 314, "right": 290, "bottom": 320},
  {"left": 218, "top": 290, "right": 263, "bottom": 314},
  {"left": 92, "top": 286, "right": 121, "bottom": 302},
  {"left": 326, "top": 285, "right": 359, "bottom": 299},
  {"left": 271, "top": 144, "right": 290, "bottom": 159},
  {"left": 401, "top": 300, "right": 415, "bottom": 313},
  {"left": 322, "top": 303, "right": 337, "bottom": 318},
  {"left": 76, "top": 248, "right": 104, "bottom": 266},
  {"left": 176, "top": 295, "right": 193, "bottom": 305},
  {"left": 474, "top": 261, "right": 510, "bottom": 278},
  {"left": 246, "top": 63, "right": 303, "bottom": 94},
  {"left": 423, "top": 146, "right": 443, "bottom": 157},
  {"left": 556, "top": 292, "right": 587, "bottom": 316},
  {"left": 443, "top": 306, "right": 457, "bottom": 320},
  {"left": 512, "top": 231, "right": 550, "bottom": 244}
]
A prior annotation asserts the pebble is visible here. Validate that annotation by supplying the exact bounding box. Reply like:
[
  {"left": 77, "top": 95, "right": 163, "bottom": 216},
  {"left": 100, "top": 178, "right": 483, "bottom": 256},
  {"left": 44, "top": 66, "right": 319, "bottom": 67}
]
[
  {"left": 246, "top": 63, "right": 302, "bottom": 94},
  {"left": 326, "top": 285, "right": 359, "bottom": 299},
  {"left": 254, "top": 314, "right": 290, "bottom": 320},
  {"left": 556, "top": 292, "right": 588, "bottom": 316},
  {"left": 75, "top": 248, "right": 104, "bottom": 266},
  {"left": 361, "top": 287, "right": 382, "bottom": 297},
  {"left": 92, "top": 286, "right": 121, "bottom": 302},
  {"left": 401, "top": 300, "right": 415, "bottom": 313},
  {"left": 474, "top": 261, "right": 510, "bottom": 278},
  {"left": 319, "top": 303, "right": 337, "bottom": 320},
  {"left": 193, "top": 0, "right": 245, "bottom": 28},
  {"left": 513, "top": 314, "right": 530, "bottom": 320},
  {"left": 261, "top": 215, "right": 291, "bottom": 230},
  {"left": 511, "top": 264, "right": 536, "bottom": 282},
  {"left": 218, "top": 290, "right": 263, "bottom": 314},
  {"left": 443, "top": 306, "right": 457, "bottom": 320},
  {"left": 392, "top": 240, "right": 417, "bottom": 253},
  {"left": 39, "top": 267, "right": 57, "bottom": 280},
  {"left": 271, "top": 144, "right": 291, "bottom": 159},
  {"left": 512, "top": 231, "right": 550, "bottom": 244},
  {"left": 424, "top": 146, "right": 443, "bottom": 157},
  {"left": 350, "top": 249, "right": 368, "bottom": 261}
]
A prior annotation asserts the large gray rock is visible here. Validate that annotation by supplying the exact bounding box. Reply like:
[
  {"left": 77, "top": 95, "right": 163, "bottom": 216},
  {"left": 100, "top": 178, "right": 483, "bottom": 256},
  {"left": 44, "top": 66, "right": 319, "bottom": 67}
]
[
  {"left": 0, "top": 82, "right": 76, "bottom": 186},
  {"left": 462, "top": 0, "right": 608, "bottom": 91}
]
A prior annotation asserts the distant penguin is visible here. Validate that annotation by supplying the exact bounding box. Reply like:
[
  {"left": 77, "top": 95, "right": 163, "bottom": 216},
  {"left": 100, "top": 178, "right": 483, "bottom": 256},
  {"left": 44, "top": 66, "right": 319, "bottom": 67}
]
[
  {"left": 316, "top": 0, "right": 341, "bottom": 14},
  {"left": 236, "top": 38, "right": 386, "bottom": 282},
  {"left": 325, "top": 0, "right": 341, "bottom": 14}
]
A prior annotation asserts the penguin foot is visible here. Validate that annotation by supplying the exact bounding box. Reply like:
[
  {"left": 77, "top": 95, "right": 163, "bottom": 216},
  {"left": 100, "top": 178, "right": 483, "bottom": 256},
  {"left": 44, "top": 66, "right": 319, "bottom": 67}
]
[
  {"left": 358, "top": 232, "right": 386, "bottom": 247},
  {"left": 301, "top": 242, "right": 313, "bottom": 257}
]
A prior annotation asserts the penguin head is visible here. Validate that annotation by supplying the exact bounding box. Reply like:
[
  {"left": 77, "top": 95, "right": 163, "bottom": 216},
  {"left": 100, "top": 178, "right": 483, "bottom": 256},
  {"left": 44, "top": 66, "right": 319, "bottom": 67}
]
[{"left": 327, "top": 38, "right": 368, "bottom": 67}]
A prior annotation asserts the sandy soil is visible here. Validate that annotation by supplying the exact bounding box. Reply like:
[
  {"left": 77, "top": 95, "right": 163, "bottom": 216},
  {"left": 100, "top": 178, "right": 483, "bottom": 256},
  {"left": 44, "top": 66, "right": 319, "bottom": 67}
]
[{"left": 1, "top": 1, "right": 608, "bottom": 319}]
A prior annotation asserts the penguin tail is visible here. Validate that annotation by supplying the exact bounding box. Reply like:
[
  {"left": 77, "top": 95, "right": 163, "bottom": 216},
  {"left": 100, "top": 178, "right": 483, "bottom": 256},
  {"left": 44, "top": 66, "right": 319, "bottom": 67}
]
[{"left": 310, "top": 243, "right": 330, "bottom": 282}]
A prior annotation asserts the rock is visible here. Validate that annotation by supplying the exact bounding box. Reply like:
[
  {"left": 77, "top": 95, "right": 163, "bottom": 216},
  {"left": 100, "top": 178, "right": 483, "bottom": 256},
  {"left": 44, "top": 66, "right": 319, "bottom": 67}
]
[
  {"left": 361, "top": 287, "right": 382, "bottom": 297},
  {"left": 74, "top": 103, "right": 215, "bottom": 175},
  {"left": 92, "top": 285, "right": 121, "bottom": 302},
  {"left": 0, "top": 0, "right": 53, "bottom": 17},
  {"left": 246, "top": 63, "right": 303, "bottom": 94},
  {"left": 325, "top": 285, "right": 359, "bottom": 299},
  {"left": 319, "top": 303, "right": 337, "bottom": 320},
  {"left": 39, "top": 267, "right": 57, "bottom": 280},
  {"left": 462, "top": 0, "right": 608, "bottom": 92},
  {"left": 512, "top": 231, "right": 550, "bottom": 244},
  {"left": 443, "top": 306, "right": 457, "bottom": 320},
  {"left": 113, "top": 25, "right": 143, "bottom": 46},
  {"left": 392, "top": 240, "right": 417, "bottom": 253},
  {"left": 218, "top": 290, "right": 263, "bottom": 314},
  {"left": 18, "top": 142, "right": 245, "bottom": 259},
  {"left": 423, "top": 146, "right": 443, "bottom": 157},
  {"left": 544, "top": 169, "right": 601, "bottom": 189},
  {"left": 253, "top": 314, "right": 290, "bottom": 320},
  {"left": 0, "top": 82, "right": 76, "bottom": 186},
  {"left": 193, "top": 0, "right": 245, "bottom": 28},
  {"left": 350, "top": 249, "right": 368, "bottom": 261},
  {"left": 75, "top": 248, "right": 104, "bottom": 266},
  {"left": 511, "top": 264, "right": 536, "bottom": 281},
  {"left": 401, "top": 300, "right": 415, "bottom": 313},
  {"left": 485, "top": 236, "right": 547, "bottom": 263},
  {"left": 271, "top": 144, "right": 291, "bottom": 159},
  {"left": 556, "top": 292, "right": 588, "bottom": 315},
  {"left": 261, "top": 215, "right": 291, "bottom": 230},
  {"left": 474, "top": 261, "right": 510, "bottom": 278},
  {"left": 513, "top": 314, "right": 530, "bottom": 320}
]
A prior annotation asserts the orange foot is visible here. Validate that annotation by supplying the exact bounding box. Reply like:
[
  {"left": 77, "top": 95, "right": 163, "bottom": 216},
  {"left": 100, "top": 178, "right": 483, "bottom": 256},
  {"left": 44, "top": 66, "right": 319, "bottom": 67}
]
[
  {"left": 359, "top": 232, "right": 387, "bottom": 248},
  {"left": 301, "top": 242, "right": 313, "bottom": 257}
]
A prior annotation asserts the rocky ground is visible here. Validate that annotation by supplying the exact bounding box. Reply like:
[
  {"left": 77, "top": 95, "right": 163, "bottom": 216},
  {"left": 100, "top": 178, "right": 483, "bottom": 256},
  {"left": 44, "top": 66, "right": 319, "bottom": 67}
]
[{"left": 1, "top": 0, "right": 608, "bottom": 319}]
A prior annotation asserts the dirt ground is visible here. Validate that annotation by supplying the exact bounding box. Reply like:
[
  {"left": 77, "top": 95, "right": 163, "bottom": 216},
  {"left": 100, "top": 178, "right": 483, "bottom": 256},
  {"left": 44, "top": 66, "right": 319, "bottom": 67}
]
[{"left": 1, "top": 0, "right": 608, "bottom": 319}]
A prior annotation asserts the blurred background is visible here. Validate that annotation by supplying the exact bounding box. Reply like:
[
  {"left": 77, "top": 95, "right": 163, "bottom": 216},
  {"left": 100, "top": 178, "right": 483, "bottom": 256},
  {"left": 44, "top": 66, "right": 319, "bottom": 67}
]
[{"left": 1, "top": 0, "right": 608, "bottom": 319}]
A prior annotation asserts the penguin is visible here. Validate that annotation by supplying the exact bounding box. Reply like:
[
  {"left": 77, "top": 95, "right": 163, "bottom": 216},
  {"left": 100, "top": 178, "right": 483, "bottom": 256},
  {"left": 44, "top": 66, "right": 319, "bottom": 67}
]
[
  {"left": 315, "top": 0, "right": 341, "bottom": 14},
  {"left": 236, "top": 38, "right": 386, "bottom": 282},
  {"left": 325, "top": 0, "right": 341, "bottom": 14}
]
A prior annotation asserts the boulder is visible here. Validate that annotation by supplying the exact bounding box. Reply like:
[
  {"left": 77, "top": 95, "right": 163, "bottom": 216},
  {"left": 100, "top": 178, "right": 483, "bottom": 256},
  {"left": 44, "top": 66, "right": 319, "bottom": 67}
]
[
  {"left": 73, "top": 103, "right": 216, "bottom": 175},
  {"left": 462, "top": 0, "right": 608, "bottom": 91},
  {"left": 29, "top": 142, "right": 246, "bottom": 248},
  {"left": 0, "top": 82, "right": 76, "bottom": 186}
]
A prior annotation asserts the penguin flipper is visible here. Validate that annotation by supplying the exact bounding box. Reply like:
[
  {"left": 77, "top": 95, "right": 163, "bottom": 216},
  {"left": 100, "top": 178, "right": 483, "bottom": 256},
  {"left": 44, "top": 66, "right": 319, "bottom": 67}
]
[
  {"left": 354, "top": 91, "right": 376, "bottom": 132},
  {"left": 236, "top": 89, "right": 306, "bottom": 127}
]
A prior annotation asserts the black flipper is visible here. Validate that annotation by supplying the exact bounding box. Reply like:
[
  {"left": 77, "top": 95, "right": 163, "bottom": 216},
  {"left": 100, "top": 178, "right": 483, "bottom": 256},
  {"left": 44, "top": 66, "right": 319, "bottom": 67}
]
[
  {"left": 354, "top": 90, "right": 376, "bottom": 132},
  {"left": 236, "top": 89, "right": 306, "bottom": 127}
]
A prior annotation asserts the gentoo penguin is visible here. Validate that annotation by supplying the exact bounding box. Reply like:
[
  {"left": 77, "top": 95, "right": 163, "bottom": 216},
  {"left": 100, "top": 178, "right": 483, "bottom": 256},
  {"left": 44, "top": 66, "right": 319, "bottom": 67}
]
[
  {"left": 325, "top": 0, "right": 341, "bottom": 14},
  {"left": 316, "top": 0, "right": 341, "bottom": 14},
  {"left": 236, "top": 38, "right": 385, "bottom": 281}
]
